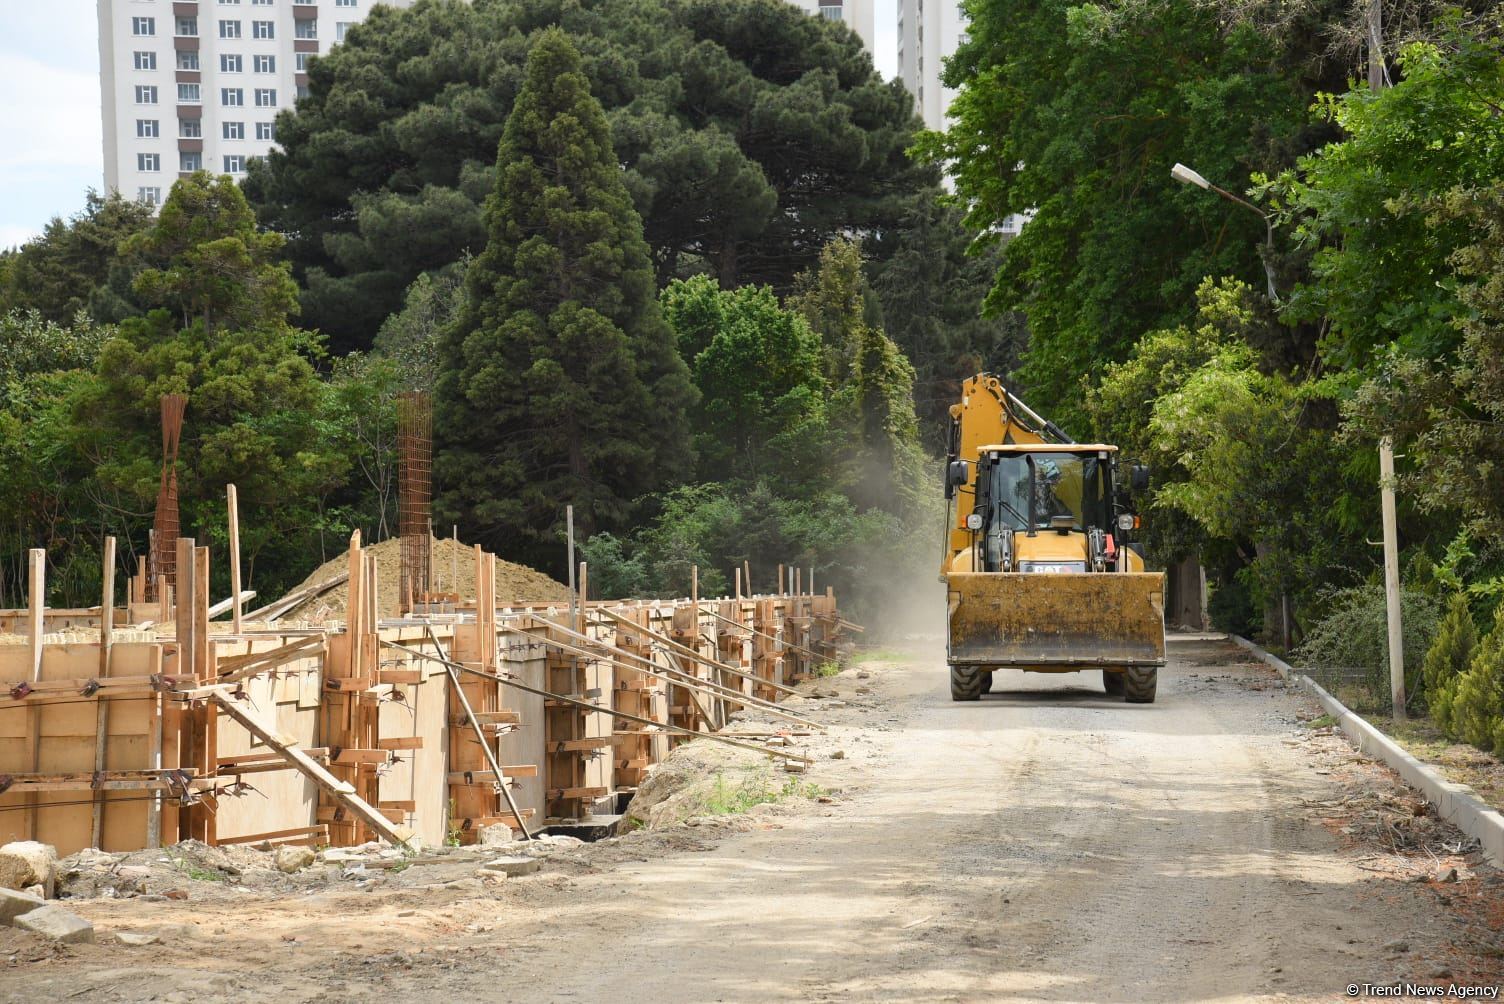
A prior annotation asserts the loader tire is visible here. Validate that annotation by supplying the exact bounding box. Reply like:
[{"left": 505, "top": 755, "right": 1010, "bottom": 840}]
[
  {"left": 981, "top": 671, "right": 994, "bottom": 694},
  {"left": 1123, "top": 665, "right": 1158, "bottom": 704},
  {"left": 950, "top": 665, "right": 984, "bottom": 702},
  {"left": 1102, "top": 670, "right": 1125, "bottom": 696}
]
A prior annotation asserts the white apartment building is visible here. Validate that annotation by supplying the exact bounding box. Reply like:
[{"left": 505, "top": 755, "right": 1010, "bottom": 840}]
[
  {"left": 788, "top": 0, "right": 875, "bottom": 54},
  {"left": 98, "top": 0, "right": 416, "bottom": 206},
  {"left": 896, "top": 0, "right": 963, "bottom": 131}
]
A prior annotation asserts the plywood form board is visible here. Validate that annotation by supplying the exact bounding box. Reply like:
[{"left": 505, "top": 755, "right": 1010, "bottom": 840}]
[{"left": 0, "top": 641, "right": 170, "bottom": 853}]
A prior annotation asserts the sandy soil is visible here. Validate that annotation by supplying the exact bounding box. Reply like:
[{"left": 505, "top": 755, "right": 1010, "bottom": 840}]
[{"left": 4, "top": 636, "right": 1502, "bottom": 1002}]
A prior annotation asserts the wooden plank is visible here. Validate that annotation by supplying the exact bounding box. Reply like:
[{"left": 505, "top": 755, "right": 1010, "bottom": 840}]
[
  {"left": 227, "top": 483, "right": 243, "bottom": 634},
  {"left": 91, "top": 536, "right": 117, "bottom": 849},
  {"left": 214, "top": 636, "right": 325, "bottom": 685},
  {"left": 547, "top": 786, "right": 607, "bottom": 800},
  {"left": 377, "top": 800, "right": 417, "bottom": 812},
  {"left": 25, "top": 548, "right": 44, "bottom": 841},
  {"left": 448, "top": 710, "right": 520, "bottom": 727},
  {"left": 445, "top": 766, "right": 539, "bottom": 784},
  {"left": 208, "top": 689, "right": 412, "bottom": 848},
  {"left": 241, "top": 572, "right": 349, "bottom": 623},
  {"left": 547, "top": 736, "right": 618, "bottom": 752},
  {"left": 378, "top": 670, "right": 422, "bottom": 685},
  {"left": 333, "top": 748, "right": 391, "bottom": 765},
  {"left": 376, "top": 737, "right": 423, "bottom": 750},
  {"left": 216, "top": 824, "right": 328, "bottom": 846}
]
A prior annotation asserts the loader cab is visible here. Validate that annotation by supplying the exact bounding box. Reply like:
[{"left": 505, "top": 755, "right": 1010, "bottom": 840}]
[{"left": 962, "top": 444, "right": 1144, "bottom": 574}]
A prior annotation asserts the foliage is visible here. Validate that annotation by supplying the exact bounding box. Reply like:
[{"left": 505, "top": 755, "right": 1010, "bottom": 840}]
[
  {"left": 0, "top": 310, "right": 113, "bottom": 409},
  {"left": 918, "top": 0, "right": 1325, "bottom": 428},
  {"left": 0, "top": 190, "right": 154, "bottom": 324},
  {"left": 661, "top": 276, "right": 829, "bottom": 489},
  {"left": 1424, "top": 592, "right": 1478, "bottom": 731},
  {"left": 790, "top": 239, "right": 927, "bottom": 516},
  {"left": 434, "top": 29, "right": 696, "bottom": 572},
  {"left": 244, "top": 0, "right": 934, "bottom": 351},
  {"left": 1295, "top": 585, "right": 1443, "bottom": 706},
  {"left": 373, "top": 262, "right": 468, "bottom": 393},
  {"left": 75, "top": 174, "right": 350, "bottom": 599},
  {"left": 1273, "top": 30, "right": 1504, "bottom": 368},
  {"left": 1447, "top": 607, "right": 1504, "bottom": 752},
  {"left": 867, "top": 197, "right": 1019, "bottom": 447}
]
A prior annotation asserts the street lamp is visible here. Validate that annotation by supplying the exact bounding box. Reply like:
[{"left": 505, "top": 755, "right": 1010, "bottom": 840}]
[{"left": 1170, "top": 162, "right": 1279, "bottom": 303}]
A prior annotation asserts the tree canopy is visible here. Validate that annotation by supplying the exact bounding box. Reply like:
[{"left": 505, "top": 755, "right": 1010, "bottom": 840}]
[
  {"left": 244, "top": 0, "right": 934, "bottom": 352},
  {"left": 434, "top": 29, "right": 696, "bottom": 570}
]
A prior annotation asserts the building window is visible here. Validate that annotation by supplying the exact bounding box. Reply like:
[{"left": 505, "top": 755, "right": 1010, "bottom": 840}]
[
  {"left": 255, "top": 88, "right": 277, "bottom": 108},
  {"left": 220, "top": 20, "right": 242, "bottom": 39},
  {"left": 138, "top": 153, "right": 161, "bottom": 173},
  {"left": 178, "top": 83, "right": 201, "bottom": 103},
  {"left": 220, "top": 0, "right": 241, "bottom": 4},
  {"left": 132, "top": 17, "right": 155, "bottom": 36},
  {"left": 254, "top": 54, "right": 275, "bottom": 73},
  {"left": 336, "top": 0, "right": 357, "bottom": 6},
  {"left": 336, "top": 22, "right": 353, "bottom": 41},
  {"left": 133, "top": 51, "right": 157, "bottom": 71},
  {"left": 177, "top": 50, "right": 200, "bottom": 70},
  {"left": 297, "top": 83, "right": 310, "bottom": 99},
  {"left": 256, "top": 121, "right": 276, "bottom": 141},
  {"left": 135, "top": 85, "right": 158, "bottom": 104},
  {"left": 296, "top": 52, "right": 311, "bottom": 71},
  {"left": 181, "top": 152, "right": 203, "bottom": 172},
  {"left": 819, "top": 0, "right": 843, "bottom": 20},
  {"left": 136, "top": 119, "right": 160, "bottom": 138},
  {"left": 224, "top": 121, "right": 246, "bottom": 140},
  {"left": 175, "top": 17, "right": 198, "bottom": 37},
  {"left": 252, "top": 20, "right": 275, "bottom": 39},
  {"left": 222, "top": 87, "right": 244, "bottom": 106},
  {"left": 224, "top": 155, "right": 247, "bottom": 174},
  {"left": 295, "top": 20, "right": 317, "bottom": 39},
  {"left": 137, "top": 187, "right": 162, "bottom": 206},
  {"left": 221, "top": 54, "right": 242, "bottom": 73},
  {"left": 252, "top": 0, "right": 274, "bottom": 5},
  {"left": 180, "top": 117, "right": 203, "bottom": 138}
]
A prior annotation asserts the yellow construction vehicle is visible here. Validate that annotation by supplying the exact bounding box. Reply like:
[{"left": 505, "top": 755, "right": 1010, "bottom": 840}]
[{"left": 942, "top": 374, "right": 1166, "bottom": 702}]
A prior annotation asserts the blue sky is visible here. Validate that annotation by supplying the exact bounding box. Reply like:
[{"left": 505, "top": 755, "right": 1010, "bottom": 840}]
[
  {"left": 0, "top": 1, "right": 898, "bottom": 250},
  {"left": 0, "top": 1, "right": 102, "bottom": 249}
]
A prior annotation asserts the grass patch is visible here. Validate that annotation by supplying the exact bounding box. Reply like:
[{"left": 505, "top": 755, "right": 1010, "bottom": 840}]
[
  {"left": 172, "top": 858, "right": 227, "bottom": 883},
  {"left": 815, "top": 662, "right": 842, "bottom": 678},
  {"left": 700, "top": 767, "right": 828, "bottom": 816},
  {"left": 1304, "top": 713, "right": 1337, "bottom": 729}
]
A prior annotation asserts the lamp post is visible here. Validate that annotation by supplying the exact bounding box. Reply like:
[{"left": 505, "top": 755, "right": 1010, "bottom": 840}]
[{"left": 1170, "top": 162, "right": 1279, "bottom": 303}]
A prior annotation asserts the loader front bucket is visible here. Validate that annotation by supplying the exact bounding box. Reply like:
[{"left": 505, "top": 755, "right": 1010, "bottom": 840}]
[{"left": 946, "top": 572, "right": 1166, "bottom": 669}]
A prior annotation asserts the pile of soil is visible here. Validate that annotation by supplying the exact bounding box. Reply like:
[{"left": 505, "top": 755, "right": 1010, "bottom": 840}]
[{"left": 279, "top": 536, "right": 570, "bottom": 622}]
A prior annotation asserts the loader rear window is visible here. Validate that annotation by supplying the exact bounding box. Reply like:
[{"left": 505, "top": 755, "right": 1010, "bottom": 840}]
[{"left": 990, "top": 453, "right": 1107, "bottom": 532}]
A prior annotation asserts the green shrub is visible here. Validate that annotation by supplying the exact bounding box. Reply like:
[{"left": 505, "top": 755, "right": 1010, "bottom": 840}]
[
  {"left": 1424, "top": 592, "right": 1477, "bottom": 733},
  {"left": 1295, "top": 585, "right": 1442, "bottom": 708},
  {"left": 1450, "top": 607, "right": 1504, "bottom": 752},
  {"left": 1208, "top": 576, "right": 1260, "bottom": 637}
]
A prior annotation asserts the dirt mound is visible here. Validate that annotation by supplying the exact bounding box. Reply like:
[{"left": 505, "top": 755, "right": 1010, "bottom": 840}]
[{"left": 279, "top": 536, "right": 570, "bottom": 622}]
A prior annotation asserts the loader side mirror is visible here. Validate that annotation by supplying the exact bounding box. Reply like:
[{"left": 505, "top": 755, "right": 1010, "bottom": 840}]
[
  {"left": 1130, "top": 464, "right": 1151, "bottom": 493},
  {"left": 945, "top": 460, "right": 970, "bottom": 499}
]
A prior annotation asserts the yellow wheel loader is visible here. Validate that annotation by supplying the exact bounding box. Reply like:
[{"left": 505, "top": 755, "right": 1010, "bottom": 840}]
[{"left": 942, "top": 375, "right": 1166, "bottom": 702}]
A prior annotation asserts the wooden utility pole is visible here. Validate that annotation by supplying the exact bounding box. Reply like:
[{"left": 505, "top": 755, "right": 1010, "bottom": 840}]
[{"left": 1380, "top": 438, "right": 1406, "bottom": 719}]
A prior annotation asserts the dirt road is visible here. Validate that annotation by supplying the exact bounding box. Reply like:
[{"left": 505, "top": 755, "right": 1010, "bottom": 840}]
[{"left": 6, "top": 637, "right": 1501, "bottom": 1002}]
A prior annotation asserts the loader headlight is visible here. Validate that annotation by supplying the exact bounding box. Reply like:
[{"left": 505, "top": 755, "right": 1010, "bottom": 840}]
[
  {"left": 1117, "top": 513, "right": 1135, "bottom": 531},
  {"left": 966, "top": 513, "right": 983, "bottom": 530},
  {"left": 1016, "top": 561, "right": 1087, "bottom": 574}
]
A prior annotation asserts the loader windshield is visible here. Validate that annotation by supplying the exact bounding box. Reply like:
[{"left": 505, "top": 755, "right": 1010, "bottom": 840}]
[{"left": 989, "top": 452, "right": 1108, "bottom": 532}]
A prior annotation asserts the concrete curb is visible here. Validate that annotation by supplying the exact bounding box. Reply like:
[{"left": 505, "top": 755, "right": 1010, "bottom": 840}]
[{"left": 1231, "top": 634, "right": 1504, "bottom": 866}]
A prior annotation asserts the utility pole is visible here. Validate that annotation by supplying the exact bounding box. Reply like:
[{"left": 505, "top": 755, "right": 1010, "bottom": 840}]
[{"left": 1369, "top": 0, "right": 1404, "bottom": 719}]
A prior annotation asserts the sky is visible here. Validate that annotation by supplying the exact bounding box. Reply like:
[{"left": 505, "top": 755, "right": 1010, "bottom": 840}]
[
  {"left": 0, "top": 0, "right": 899, "bottom": 251},
  {"left": 0, "top": 1, "right": 102, "bottom": 249}
]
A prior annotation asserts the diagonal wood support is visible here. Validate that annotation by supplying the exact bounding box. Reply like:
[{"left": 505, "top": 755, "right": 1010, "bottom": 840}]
[{"left": 206, "top": 688, "right": 413, "bottom": 849}]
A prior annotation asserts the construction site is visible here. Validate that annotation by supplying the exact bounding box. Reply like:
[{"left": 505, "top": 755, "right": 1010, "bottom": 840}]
[{"left": 0, "top": 388, "right": 1498, "bottom": 1001}]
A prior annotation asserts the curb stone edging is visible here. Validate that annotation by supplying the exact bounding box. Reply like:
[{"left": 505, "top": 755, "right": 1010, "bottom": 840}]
[{"left": 1231, "top": 634, "right": 1504, "bottom": 866}]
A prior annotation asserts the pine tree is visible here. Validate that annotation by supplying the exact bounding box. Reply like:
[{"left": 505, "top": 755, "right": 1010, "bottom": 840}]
[
  {"left": 1423, "top": 592, "right": 1477, "bottom": 734},
  {"left": 435, "top": 29, "right": 695, "bottom": 567}
]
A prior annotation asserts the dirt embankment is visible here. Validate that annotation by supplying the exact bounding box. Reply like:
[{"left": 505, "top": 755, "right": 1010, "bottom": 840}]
[{"left": 277, "top": 535, "right": 570, "bottom": 621}]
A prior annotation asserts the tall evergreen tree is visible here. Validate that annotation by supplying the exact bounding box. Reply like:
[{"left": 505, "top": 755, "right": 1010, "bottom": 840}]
[{"left": 435, "top": 29, "right": 695, "bottom": 569}]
